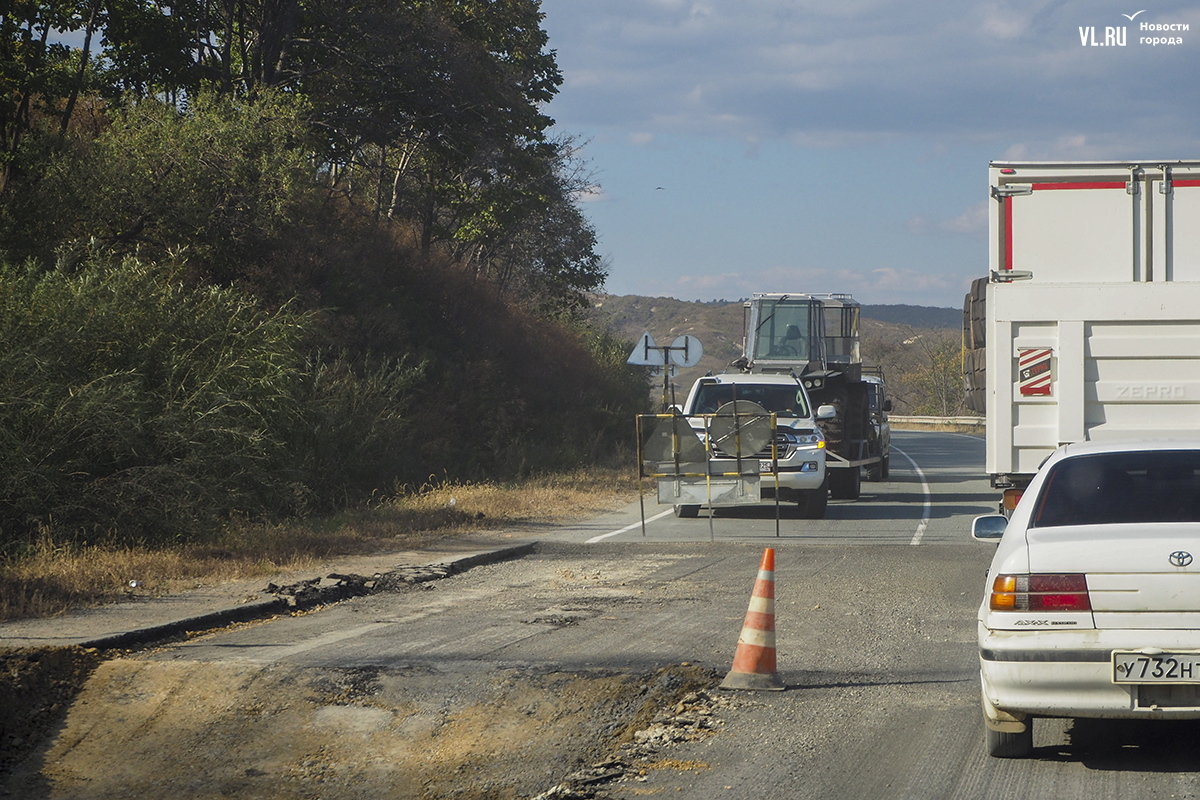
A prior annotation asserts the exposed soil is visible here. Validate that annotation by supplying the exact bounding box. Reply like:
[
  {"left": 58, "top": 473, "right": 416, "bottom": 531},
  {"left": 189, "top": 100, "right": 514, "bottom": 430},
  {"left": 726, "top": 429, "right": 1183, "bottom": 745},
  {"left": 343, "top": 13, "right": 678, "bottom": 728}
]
[{"left": 0, "top": 644, "right": 727, "bottom": 799}]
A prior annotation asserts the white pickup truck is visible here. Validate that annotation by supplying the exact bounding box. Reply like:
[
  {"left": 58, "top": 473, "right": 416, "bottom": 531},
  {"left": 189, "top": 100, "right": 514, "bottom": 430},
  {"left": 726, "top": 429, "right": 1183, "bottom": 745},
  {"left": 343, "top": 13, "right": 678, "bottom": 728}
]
[{"left": 963, "top": 160, "right": 1200, "bottom": 512}]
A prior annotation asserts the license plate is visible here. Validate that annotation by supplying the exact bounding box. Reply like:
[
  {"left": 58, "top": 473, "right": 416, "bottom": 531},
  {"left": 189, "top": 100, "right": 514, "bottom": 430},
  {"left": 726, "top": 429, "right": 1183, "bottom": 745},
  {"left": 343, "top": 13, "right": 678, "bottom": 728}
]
[
  {"left": 759, "top": 460, "right": 775, "bottom": 473},
  {"left": 1113, "top": 651, "right": 1200, "bottom": 684}
]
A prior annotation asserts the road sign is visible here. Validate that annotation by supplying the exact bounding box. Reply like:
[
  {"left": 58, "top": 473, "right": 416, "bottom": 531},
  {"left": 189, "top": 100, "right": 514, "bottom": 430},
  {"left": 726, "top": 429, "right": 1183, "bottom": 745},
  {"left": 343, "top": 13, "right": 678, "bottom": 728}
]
[
  {"left": 627, "top": 332, "right": 666, "bottom": 366},
  {"left": 670, "top": 335, "right": 703, "bottom": 368}
]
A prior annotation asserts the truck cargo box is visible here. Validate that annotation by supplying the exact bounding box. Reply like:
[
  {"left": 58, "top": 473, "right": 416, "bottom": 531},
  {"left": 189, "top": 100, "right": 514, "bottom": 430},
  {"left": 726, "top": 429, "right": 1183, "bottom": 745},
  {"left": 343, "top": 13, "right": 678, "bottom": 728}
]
[{"left": 966, "top": 161, "right": 1200, "bottom": 493}]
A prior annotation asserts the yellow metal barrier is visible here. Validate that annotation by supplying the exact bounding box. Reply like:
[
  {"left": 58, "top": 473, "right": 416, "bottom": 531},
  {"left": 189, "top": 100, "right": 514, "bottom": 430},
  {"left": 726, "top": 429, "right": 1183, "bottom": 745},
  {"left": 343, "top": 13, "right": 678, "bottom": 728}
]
[{"left": 635, "top": 409, "right": 782, "bottom": 538}]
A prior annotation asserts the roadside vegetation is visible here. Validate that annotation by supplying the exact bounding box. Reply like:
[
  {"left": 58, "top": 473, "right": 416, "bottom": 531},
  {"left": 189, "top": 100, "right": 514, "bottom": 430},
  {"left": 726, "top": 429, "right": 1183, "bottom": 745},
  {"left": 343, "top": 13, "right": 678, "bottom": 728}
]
[
  {"left": 0, "top": 3, "right": 650, "bottom": 617},
  {"left": 0, "top": 467, "right": 638, "bottom": 622}
]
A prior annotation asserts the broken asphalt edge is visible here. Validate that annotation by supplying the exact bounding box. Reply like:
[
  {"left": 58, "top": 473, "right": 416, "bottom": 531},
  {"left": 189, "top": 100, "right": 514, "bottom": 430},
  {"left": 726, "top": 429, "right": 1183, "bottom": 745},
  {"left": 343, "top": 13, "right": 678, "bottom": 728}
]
[{"left": 76, "top": 541, "right": 538, "bottom": 651}]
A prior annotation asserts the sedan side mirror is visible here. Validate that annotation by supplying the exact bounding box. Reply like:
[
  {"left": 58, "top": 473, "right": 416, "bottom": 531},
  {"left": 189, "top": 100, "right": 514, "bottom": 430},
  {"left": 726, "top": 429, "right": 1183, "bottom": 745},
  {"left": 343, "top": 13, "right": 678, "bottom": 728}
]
[
  {"left": 816, "top": 404, "right": 837, "bottom": 420},
  {"left": 972, "top": 514, "right": 1008, "bottom": 542}
]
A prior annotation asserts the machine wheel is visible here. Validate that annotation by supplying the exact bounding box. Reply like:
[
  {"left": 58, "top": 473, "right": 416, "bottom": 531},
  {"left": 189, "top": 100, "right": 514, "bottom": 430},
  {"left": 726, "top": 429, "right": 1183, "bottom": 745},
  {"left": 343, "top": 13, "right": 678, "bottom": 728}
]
[
  {"left": 829, "top": 467, "right": 861, "bottom": 500},
  {"left": 845, "top": 384, "right": 869, "bottom": 445},
  {"left": 985, "top": 722, "right": 1033, "bottom": 758},
  {"left": 673, "top": 504, "right": 699, "bottom": 518}
]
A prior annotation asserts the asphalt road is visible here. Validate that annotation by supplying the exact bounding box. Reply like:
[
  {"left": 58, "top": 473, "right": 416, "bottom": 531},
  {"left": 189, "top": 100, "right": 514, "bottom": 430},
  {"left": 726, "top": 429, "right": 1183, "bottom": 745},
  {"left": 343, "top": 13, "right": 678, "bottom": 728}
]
[
  {"left": 572, "top": 429, "right": 995, "bottom": 546},
  {"left": 118, "top": 431, "right": 1200, "bottom": 797}
]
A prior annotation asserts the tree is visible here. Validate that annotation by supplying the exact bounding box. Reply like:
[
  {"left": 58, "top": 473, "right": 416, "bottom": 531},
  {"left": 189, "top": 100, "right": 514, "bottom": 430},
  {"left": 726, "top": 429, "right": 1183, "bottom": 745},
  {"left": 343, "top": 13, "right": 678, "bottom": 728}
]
[
  {"left": 901, "top": 330, "right": 966, "bottom": 416},
  {"left": 0, "top": 2, "right": 87, "bottom": 192},
  {"left": 447, "top": 136, "right": 605, "bottom": 312},
  {"left": 4, "top": 1, "right": 605, "bottom": 312},
  {"left": 26, "top": 90, "right": 315, "bottom": 278}
]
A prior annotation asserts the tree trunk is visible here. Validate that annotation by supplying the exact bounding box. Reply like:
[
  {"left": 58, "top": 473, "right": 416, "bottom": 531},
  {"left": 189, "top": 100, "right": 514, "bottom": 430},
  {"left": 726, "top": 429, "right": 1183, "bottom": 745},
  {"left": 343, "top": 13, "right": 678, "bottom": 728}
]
[{"left": 60, "top": 0, "right": 100, "bottom": 136}]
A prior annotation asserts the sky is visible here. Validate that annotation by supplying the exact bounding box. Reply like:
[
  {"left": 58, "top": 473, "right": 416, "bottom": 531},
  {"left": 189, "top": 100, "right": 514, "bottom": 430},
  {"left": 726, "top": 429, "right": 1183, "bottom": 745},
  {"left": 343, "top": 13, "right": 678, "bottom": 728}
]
[{"left": 537, "top": 0, "right": 1200, "bottom": 308}]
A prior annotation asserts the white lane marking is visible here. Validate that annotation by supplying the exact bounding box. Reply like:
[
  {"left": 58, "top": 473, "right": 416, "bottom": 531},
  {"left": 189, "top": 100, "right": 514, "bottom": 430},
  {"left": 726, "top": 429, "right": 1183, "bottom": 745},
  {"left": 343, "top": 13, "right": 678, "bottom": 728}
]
[
  {"left": 586, "top": 509, "right": 674, "bottom": 543},
  {"left": 892, "top": 446, "right": 931, "bottom": 546}
]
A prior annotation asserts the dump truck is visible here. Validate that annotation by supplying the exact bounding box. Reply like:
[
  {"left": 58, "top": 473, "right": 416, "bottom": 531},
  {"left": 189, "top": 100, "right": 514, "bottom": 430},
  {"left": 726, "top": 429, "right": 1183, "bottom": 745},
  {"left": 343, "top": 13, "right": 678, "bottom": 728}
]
[{"left": 963, "top": 160, "right": 1200, "bottom": 513}]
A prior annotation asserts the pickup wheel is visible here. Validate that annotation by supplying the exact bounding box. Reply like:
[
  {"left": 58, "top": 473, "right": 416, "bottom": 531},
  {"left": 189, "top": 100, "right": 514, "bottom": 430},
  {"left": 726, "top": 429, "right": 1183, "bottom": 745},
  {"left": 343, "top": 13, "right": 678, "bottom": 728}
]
[
  {"left": 673, "top": 504, "right": 699, "bottom": 518},
  {"left": 880, "top": 453, "right": 890, "bottom": 480},
  {"left": 985, "top": 723, "right": 1033, "bottom": 758},
  {"left": 798, "top": 478, "right": 828, "bottom": 519}
]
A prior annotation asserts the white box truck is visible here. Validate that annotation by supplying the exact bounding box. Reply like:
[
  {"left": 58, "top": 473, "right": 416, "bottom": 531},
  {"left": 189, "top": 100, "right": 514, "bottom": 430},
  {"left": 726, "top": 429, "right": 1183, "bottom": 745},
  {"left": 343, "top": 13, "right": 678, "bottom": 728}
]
[{"left": 963, "top": 160, "right": 1200, "bottom": 512}]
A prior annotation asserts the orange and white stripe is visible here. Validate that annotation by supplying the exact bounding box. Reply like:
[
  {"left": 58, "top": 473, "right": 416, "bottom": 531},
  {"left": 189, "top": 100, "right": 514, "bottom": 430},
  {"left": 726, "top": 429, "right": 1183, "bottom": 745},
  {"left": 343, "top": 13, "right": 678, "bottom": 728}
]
[{"left": 721, "top": 547, "right": 784, "bottom": 691}]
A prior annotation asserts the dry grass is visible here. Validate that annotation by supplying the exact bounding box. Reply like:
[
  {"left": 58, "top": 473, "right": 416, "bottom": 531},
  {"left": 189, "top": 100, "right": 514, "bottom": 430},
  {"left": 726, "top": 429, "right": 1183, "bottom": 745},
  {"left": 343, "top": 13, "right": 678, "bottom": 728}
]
[{"left": 0, "top": 466, "right": 639, "bottom": 622}]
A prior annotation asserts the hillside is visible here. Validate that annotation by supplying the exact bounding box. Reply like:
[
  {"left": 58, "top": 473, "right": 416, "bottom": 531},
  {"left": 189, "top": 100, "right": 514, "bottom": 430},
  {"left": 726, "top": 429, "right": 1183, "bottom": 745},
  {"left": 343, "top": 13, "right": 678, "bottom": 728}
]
[{"left": 589, "top": 294, "right": 968, "bottom": 415}]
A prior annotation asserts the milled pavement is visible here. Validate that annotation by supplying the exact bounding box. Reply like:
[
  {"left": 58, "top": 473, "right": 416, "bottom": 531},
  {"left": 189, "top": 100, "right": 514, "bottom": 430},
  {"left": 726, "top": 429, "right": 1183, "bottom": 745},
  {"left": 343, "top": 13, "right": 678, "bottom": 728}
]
[{"left": 0, "top": 537, "right": 536, "bottom": 651}]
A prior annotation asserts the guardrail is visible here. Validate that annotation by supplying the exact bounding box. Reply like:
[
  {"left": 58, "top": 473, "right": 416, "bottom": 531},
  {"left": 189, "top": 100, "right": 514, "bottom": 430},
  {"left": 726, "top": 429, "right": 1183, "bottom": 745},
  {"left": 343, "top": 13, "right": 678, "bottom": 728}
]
[{"left": 889, "top": 415, "right": 984, "bottom": 427}]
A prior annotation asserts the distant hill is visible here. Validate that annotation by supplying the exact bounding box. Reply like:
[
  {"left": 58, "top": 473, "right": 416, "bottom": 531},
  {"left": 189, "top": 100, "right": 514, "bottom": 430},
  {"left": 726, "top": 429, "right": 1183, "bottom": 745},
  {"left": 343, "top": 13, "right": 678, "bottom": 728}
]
[{"left": 859, "top": 304, "right": 961, "bottom": 329}]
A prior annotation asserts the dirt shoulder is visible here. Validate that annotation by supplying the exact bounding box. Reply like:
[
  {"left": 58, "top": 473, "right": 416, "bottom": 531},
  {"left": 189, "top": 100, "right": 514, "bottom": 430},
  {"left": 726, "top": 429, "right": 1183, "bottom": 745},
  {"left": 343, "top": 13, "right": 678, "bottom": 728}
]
[{"left": 3, "top": 654, "right": 727, "bottom": 800}]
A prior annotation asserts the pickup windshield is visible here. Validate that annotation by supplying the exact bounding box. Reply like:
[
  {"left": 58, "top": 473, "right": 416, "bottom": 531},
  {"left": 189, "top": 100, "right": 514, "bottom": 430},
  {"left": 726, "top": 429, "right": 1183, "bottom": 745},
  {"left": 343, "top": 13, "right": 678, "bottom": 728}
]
[
  {"left": 1031, "top": 451, "right": 1200, "bottom": 526},
  {"left": 690, "top": 383, "right": 810, "bottom": 418}
]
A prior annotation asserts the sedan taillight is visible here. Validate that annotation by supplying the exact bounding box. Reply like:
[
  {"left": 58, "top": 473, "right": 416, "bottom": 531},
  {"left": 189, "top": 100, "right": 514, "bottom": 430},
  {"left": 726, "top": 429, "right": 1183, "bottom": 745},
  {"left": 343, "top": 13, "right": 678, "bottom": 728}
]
[{"left": 989, "top": 574, "right": 1091, "bottom": 612}]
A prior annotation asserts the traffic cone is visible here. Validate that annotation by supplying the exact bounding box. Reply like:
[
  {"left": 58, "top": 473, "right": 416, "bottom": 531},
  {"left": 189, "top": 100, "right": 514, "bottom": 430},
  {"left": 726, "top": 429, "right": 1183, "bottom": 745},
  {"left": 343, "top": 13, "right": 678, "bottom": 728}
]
[{"left": 720, "top": 547, "right": 785, "bottom": 691}]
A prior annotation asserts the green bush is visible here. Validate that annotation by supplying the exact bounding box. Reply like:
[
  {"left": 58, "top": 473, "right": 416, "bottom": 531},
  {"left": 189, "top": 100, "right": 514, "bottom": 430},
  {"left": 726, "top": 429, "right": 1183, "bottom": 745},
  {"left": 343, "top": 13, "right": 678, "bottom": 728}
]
[
  {"left": 13, "top": 90, "right": 315, "bottom": 277},
  {"left": 0, "top": 256, "right": 308, "bottom": 546},
  {"left": 0, "top": 253, "right": 651, "bottom": 552},
  {"left": 289, "top": 351, "right": 426, "bottom": 512}
]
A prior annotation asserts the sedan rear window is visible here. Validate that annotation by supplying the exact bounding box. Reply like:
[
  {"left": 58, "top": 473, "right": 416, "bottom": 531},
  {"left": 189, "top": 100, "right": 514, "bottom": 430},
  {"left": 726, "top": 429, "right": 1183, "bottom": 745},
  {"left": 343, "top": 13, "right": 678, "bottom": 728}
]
[{"left": 1032, "top": 451, "right": 1200, "bottom": 527}]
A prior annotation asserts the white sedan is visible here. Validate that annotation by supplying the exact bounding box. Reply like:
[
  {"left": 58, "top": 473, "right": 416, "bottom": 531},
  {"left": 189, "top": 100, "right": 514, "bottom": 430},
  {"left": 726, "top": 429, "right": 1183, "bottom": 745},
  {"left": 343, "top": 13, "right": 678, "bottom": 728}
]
[{"left": 972, "top": 440, "right": 1200, "bottom": 758}]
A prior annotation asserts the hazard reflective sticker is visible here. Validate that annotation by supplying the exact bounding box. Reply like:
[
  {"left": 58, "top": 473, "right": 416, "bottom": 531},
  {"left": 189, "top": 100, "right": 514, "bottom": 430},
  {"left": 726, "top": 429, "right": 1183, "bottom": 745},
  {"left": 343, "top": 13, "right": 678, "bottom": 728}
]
[{"left": 1018, "top": 348, "right": 1053, "bottom": 397}]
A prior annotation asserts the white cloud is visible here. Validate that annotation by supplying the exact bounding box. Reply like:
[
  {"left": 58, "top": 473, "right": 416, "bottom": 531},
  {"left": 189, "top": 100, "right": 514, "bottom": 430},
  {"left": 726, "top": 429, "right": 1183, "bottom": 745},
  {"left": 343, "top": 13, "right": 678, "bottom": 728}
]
[
  {"left": 541, "top": 1, "right": 1200, "bottom": 310},
  {"left": 543, "top": 0, "right": 1200, "bottom": 152},
  {"left": 907, "top": 202, "right": 988, "bottom": 239}
]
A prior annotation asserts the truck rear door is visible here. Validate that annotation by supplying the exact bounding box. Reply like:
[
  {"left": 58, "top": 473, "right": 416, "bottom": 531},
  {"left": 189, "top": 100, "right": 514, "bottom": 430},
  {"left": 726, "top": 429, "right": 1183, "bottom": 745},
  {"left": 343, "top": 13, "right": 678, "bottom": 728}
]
[{"left": 992, "top": 162, "right": 1200, "bottom": 284}]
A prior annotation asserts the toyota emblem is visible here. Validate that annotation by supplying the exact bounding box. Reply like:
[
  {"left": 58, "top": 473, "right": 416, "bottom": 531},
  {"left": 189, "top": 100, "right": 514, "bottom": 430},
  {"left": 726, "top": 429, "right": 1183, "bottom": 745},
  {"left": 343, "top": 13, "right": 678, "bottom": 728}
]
[{"left": 1169, "top": 551, "right": 1194, "bottom": 567}]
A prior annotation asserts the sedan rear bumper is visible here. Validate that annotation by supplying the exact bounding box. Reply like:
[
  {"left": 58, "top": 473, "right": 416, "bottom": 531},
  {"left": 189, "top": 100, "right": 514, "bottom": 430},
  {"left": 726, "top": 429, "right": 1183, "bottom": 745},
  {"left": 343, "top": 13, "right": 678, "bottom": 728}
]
[{"left": 979, "top": 623, "right": 1200, "bottom": 719}]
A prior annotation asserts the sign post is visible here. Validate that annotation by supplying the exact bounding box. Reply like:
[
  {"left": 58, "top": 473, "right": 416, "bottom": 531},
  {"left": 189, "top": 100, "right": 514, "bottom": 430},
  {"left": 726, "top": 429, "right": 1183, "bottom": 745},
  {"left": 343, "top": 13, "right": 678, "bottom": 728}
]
[{"left": 627, "top": 332, "right": 704, "bottom": 410}]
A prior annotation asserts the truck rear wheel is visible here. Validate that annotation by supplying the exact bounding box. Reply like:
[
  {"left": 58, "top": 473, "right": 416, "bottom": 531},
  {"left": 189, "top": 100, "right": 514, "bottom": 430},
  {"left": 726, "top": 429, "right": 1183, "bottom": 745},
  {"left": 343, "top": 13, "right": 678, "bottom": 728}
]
[
  {"left": 865, "top": 459, "right": 883, "bottom": 482},
  {"left": 865, "top": 451, "right": 890, "bottom": 482},
  {"left": 673, "top": 504, "right": 699, "bottom": 518}
]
